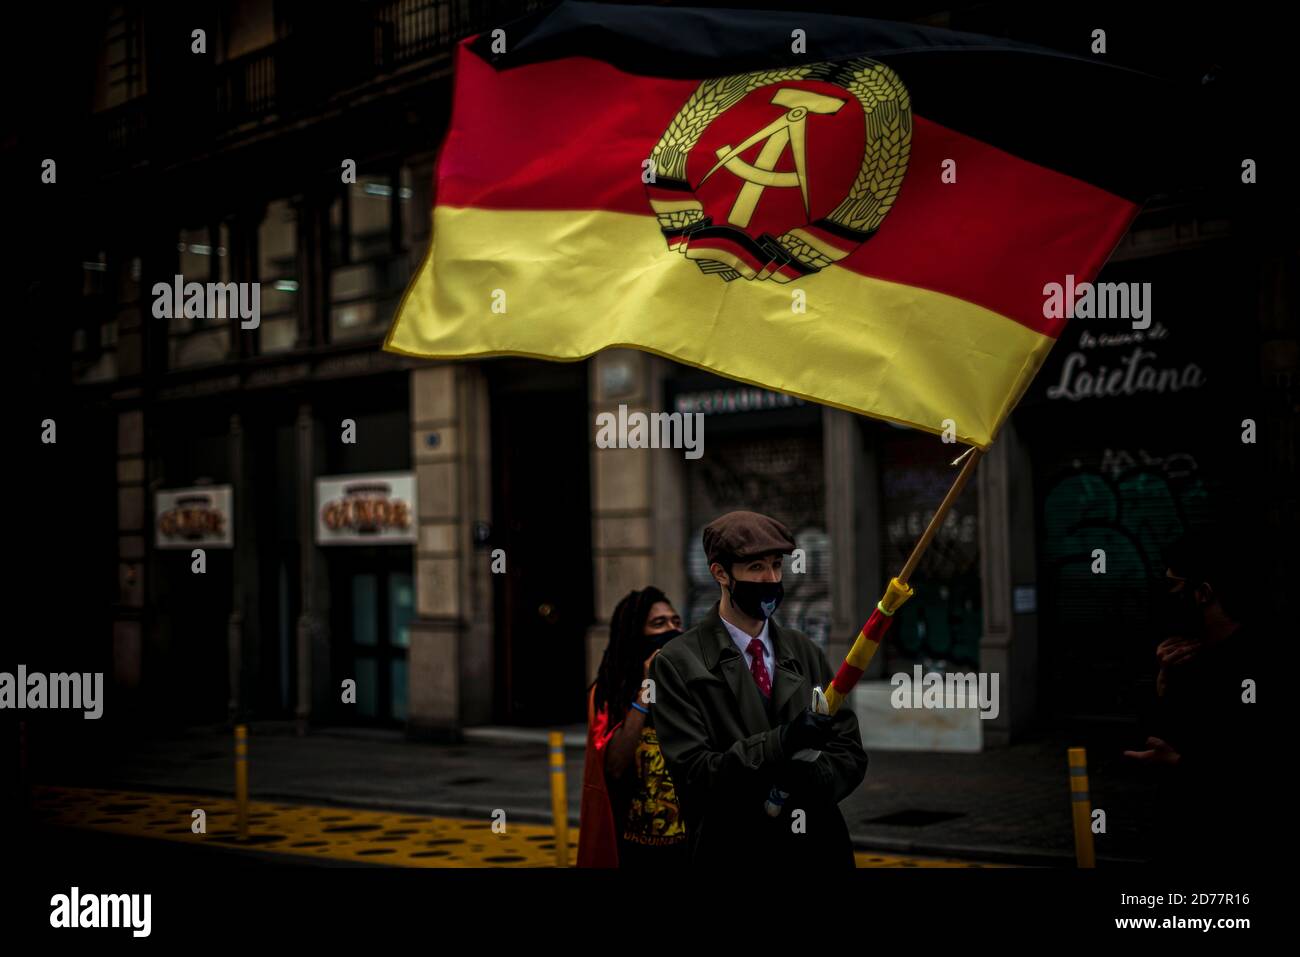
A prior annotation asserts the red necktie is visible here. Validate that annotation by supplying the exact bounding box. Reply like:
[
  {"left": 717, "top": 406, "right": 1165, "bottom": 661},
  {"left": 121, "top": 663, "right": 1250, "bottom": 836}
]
[{"left": 747, "top": 637, "right": 772, "bottom": 699}]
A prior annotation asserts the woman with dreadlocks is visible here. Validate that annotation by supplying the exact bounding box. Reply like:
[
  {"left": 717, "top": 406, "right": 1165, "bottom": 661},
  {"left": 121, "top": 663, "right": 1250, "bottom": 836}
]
[{"left": 577, "top": 586, "right": 688, "bottom": 867}]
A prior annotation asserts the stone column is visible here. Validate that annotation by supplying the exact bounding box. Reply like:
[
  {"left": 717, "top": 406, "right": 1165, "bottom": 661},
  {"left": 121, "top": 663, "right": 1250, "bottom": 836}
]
[
  {"left": 297, "top": 194, "right": 327, "bottom": 348},
  {"left": 227, "top": 412, "right": 245, "bottom": 723},
  {"left": 408, "top": 362, "right": 493, "bottom": 734},
  {"left": 650, "top": 358, "right": 689, "bottom": 622},
  {"left": 977, "top": 420, "right": 1039, "bottom": 746},
  {"left": 114, "top": 408, "right": 147, "bottom": 706},
  {"left": 294, "top": 401, "right": 322, "bottom": 734},
  {"left": 822, "top": 408, "right": 883, "bottom": 672},
  {"left": 584, "top": 350, "right": 682, "bottom": 684}
]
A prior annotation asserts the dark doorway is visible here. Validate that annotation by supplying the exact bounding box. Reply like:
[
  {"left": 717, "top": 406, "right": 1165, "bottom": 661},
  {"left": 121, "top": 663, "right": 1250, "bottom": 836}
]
[
  {"left": 489, "top": 359, "right": 594, "bottom": 725},
  {"left": 328, "top": 546, "right": 414, "bottom": 725},
  {"left": 15, "top": 398, "right": 119, "bottom": 718},
  {"left": 248, "top": 409, "right": 301, "bottom": 719},
  {"left": 153, "top": 548, "right": 232, "bottom": 723},
  {"left": 149, "top": 404, "right": 235, "bottom": 724}
]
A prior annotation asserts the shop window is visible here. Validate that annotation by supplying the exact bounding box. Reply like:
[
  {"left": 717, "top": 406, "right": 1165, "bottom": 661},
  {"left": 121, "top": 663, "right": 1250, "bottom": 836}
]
[
  {"left": 352, "top": 574, "right": 379, "bottom": 646},
  {"left": 401, "top": 164, "right": 432, "bottom": 253},
  {"left": 389, "top": 573, "right": 413, "bottom": 648},
  {"left": 354, "top": 658, "right": 379, "bottom": 718},
  {"left": 169, "top": 223, "right": 232, "bottom": 369},
  {"left": 73, "top": 250, "right": 122, "bottom": 383},
  {"left": 333, "top": 559, "right": 412, "bottom": 725},
  {"left": 258, "top": 199, "right": 299, "bottom": 353},
  {"left": 82, "top": 249, "right": 108, "bottom": 297},
  {"left": 879, "top": 432, "right": 982, "bottom": 673},
  {"left": 684, "top": 426, "right": 832, "bottom": 649},
  {"left": 390, "top": 659, "right": 409, "bottom": 723},
  {"left": 328, "top": 167, "right": 421, "bottom": 342}
]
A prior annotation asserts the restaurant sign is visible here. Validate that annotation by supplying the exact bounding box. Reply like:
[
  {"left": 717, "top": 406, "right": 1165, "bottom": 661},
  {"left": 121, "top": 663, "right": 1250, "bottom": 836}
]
[
  {"left": 316, "top": 472, "right": 417, "bottom": 546},
  {"left": 155, "top": 485, "right": 233, "bottom": 549}
]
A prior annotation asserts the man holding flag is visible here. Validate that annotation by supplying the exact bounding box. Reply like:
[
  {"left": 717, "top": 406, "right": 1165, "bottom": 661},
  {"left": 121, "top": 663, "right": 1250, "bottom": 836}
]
[{"left": 649, "top": 510, "right": 867, "bottom": 868}]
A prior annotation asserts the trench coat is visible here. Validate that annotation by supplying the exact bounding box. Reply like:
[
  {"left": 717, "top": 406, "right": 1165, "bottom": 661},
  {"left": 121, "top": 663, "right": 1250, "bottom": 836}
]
[{"left": 649, "top": 602, "right": 867, "bottom": 868}]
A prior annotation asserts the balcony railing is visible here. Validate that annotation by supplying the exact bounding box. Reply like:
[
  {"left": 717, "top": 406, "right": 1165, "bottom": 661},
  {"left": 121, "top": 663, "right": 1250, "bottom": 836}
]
[
  {"left": 216, "top": 44, "right": 278, "bottom": 123},
  {"left": 375, "top": 0, "right": 455, "bottom": 66},
  {"left": 95, "top": 0, "right": 552, "bottom": 161},
  {"left": 97, "top": 97, "right": 150, "bottom": 167}
]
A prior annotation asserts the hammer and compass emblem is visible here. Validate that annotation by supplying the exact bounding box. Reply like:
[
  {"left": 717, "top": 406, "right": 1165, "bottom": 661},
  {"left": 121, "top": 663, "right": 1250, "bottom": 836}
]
[
  {"left": 700, "top": 88, "right": 847, "bottom": 230},
  {"left": 646, "top": 59, "right": 912, "bottom": 283}
]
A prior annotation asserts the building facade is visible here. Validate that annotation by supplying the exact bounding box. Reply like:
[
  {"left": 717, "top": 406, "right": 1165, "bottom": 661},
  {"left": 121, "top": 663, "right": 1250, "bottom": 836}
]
[{"left": 15, "top": 1, "right": 1294, "bottom": 747}]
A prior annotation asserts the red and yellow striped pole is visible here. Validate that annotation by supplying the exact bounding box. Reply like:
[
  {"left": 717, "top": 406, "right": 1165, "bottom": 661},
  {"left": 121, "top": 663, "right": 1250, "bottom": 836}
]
[
  {"left": 823, "top": 447, "right": 983, "bottom": 715},
  {"left": 1068, "top": 747, "right": 1096, "bottom": 868},
  {"left": 548, "top": 731, "right": 569, "bottom": 867},
  {"left": 766, "top": 447, "right": 983, "bottom": 816},
  {"left": 823, "top": 578, "right": 915, "bottom": 713}
]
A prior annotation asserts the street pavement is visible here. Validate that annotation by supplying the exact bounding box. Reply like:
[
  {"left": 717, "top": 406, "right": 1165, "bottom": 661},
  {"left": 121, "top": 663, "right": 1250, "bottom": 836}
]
[
  {"left": 19, "top": 718, "right": 1163, "bottom": 865},
  {"left": 30, "top": 785, "right": 1006, "bottom": 867}
]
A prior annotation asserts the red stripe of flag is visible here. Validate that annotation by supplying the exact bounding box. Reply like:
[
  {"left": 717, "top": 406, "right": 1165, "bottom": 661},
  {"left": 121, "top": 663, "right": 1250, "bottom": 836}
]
[{"left": 436, "top": 45, "right": 1138, "bottom": 339}]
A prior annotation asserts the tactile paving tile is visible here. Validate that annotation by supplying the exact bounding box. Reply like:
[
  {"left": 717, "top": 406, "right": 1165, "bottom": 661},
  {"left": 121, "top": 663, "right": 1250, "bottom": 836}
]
[
  {"left": 853, "top": 851, "right": 1008, "bottom": 868},
  {"left": 33, "top": 786, "right": 1009, "bottom": 868},
  {"left": 32, "top": 786, "right": 576, "bottom": 867}
]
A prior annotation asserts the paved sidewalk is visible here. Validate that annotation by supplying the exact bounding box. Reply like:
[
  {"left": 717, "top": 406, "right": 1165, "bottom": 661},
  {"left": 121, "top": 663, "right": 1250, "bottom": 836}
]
[
  {"left": 32, "top": 786, "right": 1003, "bottom": 868},
  {"left": 22, "top": 719, "right": 1162, "bottom": 865}
]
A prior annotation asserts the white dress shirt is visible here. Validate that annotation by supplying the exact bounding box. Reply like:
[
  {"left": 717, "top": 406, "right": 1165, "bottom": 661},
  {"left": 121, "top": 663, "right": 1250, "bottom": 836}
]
[{"left": 720, "top": 614, "right": 774, "bottom": 676}]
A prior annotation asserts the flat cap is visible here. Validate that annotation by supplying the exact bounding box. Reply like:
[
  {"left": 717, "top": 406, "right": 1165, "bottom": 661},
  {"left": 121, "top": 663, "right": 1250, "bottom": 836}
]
[{"left": 702, "top": 510, "right": 797, "bottom": 567}]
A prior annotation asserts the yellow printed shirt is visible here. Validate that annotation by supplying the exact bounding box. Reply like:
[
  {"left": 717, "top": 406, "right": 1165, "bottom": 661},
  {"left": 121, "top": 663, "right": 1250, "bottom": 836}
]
[{"left": 622, "top": 726, "right": 687, "bottom": 847}]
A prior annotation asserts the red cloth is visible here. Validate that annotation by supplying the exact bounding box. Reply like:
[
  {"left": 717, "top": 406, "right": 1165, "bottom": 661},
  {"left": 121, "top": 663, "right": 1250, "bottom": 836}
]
[{"left": 576, "top": 685, "right": 622, "bottom": 868}]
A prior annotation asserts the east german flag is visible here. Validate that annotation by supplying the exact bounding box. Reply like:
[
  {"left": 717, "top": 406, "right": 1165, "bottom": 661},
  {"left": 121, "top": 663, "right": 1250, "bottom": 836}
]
[{"left": 385, "top": 1, "right": 1187, "bottom": 447}]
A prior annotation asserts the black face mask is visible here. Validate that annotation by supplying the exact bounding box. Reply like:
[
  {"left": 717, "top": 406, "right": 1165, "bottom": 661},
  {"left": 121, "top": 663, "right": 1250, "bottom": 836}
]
[
  {"left": 728, "top": 578, "right": 784, "bottom": 620},
  {"left": 647, "top": 628, "right": 683, "bottom": 650}
]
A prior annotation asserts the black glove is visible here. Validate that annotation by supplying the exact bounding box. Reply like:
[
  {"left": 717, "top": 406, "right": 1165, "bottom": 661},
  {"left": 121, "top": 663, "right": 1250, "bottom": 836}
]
[
  {"left": 778, "top": 756, "right": 831, "bottom": 803},
  {"left": 780, "top": 707, "right": 835, "bottom": 756}
]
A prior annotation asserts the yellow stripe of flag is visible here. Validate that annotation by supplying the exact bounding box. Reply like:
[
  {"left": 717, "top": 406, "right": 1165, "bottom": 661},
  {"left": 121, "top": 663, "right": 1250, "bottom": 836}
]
[{"left": 386, "top": 207, "right": 1054, "bottom": 448}]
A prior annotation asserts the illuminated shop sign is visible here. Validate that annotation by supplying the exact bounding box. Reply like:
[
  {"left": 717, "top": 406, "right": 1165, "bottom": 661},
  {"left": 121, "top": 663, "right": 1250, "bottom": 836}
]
[
  {"left": 155, "top": 486, "right": 233, "bottom": 549},
  {"left": 673, "top": 387, "right": 805, "bottom": 415},
  {"left": 316, "top": 472, "right": 417, "bottom": 545}
]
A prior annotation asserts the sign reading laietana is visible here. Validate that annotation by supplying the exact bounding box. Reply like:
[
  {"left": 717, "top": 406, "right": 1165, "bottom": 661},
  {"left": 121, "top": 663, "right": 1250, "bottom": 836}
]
[
  {"left": 316, "top": 472, "right": 417, "bottom": 546},
  {"left": 155, "top": 485, "right": 233, "bottom": 549}
]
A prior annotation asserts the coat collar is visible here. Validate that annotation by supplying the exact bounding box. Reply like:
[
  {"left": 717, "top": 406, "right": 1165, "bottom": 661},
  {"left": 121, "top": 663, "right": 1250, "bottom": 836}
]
[{"left": 699, "top": 601, "right": 809, "bottom": 732}]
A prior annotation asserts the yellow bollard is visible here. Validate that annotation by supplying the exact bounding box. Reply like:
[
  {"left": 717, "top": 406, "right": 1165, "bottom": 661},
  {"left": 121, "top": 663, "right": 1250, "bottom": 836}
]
[
  {"left": 1068, "top": 747, "right": 1096, "bottom": 868},
  {"left": 548, "top": 731, "right": 569, "bottom": 867},
  {"left": 235, "top": 724, "right": 249, "bottom": 842}
]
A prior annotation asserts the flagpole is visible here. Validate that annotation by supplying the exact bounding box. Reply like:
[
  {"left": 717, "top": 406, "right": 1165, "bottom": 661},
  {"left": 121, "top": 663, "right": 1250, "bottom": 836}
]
[
  {"left": 824, "top": 441, "right": 985, "bottom": 715},
  {"left": 764, "top": 442, "right": 987, "bottom": 817},
  {"left": 896, "top": 445, "right": 983, "bottom": 585}
]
